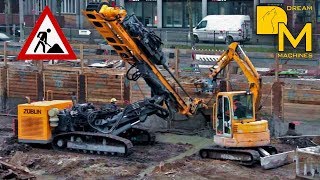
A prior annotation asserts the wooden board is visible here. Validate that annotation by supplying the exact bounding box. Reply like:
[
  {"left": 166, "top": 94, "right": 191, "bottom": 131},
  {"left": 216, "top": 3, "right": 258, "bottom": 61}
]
[
  {"left": 86, "top": 73, "right": 124, "bottom": 106},
  {"left": 284, "top": 88, "right": 320, "bottom": 105},
  {"left": 43, "top": 71, "right": 78, "bottom": 101},
  {"left": 7, "top": 69, "right": 38, "bottom": 101},
  {"left": 284, "top": 103, "right": 320, "bottom": 121}
]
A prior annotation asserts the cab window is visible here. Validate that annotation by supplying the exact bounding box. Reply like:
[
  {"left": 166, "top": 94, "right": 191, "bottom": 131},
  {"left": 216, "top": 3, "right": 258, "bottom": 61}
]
[
  {"left": 232, "top": 94, "right": 253, "bottom": 120},
  {"left": 196, "top": 20, "right": 207, "bottom": 29}
]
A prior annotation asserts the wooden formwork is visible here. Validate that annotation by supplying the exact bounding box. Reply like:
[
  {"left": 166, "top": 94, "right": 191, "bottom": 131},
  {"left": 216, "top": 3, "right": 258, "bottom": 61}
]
[
  {"left": 43, "top": 71, "right": 78, "bottom": 101},
  {"left": 85, "top": 73, "right": 125, "bottom": 106},
  {"left": 283, "top": 87, "right": 320, "bottom": 121},
  {"left": 284, "top": 88, "right": 320, "bottom": 105},
  {"left": 7, "top": 69, "right": 38, "bottom": 101},
  {"left": 0, "top": 68, "right": 4, "bottom": 97}
]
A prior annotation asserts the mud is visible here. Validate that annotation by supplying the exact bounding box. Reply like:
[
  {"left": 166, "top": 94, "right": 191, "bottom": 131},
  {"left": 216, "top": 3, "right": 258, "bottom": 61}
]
[
  {"left": 0, "top": 115, "right": 316, "bottom": 179},
  {"left": 148, "top": 155, "right": 297, "bottom": 180}
]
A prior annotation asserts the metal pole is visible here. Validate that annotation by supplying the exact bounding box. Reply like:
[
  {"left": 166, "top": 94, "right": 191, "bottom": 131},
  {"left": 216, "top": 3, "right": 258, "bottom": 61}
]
[
  {"left": 5, "top": 0, "right": 11, "bottom": 35},
  {"left": 214, "top": 31, "right": 215, "bottom": 47},
  {"left": 19, "top": 0, "right": 25, "bottom": 42},
  {"left": 33, "top": 0, "right": 36, "bottom": 26}
]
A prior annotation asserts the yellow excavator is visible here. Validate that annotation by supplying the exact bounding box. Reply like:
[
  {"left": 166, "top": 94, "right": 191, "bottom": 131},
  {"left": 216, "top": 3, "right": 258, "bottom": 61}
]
[
  {"left": 17, "top": 2, "right": 276, "bottom": 164},
  {"left": 199, "top": 42, "right": 277, "bottom": 165}
]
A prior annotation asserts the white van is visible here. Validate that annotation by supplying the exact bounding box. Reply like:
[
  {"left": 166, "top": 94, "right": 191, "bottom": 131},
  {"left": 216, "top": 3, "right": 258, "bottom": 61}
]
[{"left": 191, "top": 15, "right": 252, "bottom": 44}]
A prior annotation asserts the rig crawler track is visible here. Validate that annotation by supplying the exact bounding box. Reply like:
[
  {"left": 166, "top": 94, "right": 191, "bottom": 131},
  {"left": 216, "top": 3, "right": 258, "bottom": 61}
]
[
  {"left": 52, "top": 132, "right": 133, "bottom": 156},
  {"left": 119, "top": 127, "right": 156, "bottom": 145},
  {"left": 51, "top": 128, "right": 156, "bottom": 156}
]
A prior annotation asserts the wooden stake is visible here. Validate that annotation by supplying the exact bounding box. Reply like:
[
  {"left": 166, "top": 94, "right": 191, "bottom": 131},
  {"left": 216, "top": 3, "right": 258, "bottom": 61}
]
[
  {"left": 275, "top": 53, "right": 279, "bottom": 82},
  {"left": 80, "top": 44, "right": 84, "bottom": 74},
  {"left": 3, "top": 41, "right": 8, "bottom": 68},
  {"left": 174, "top": 48, "right": 179, "bottom": 78}
]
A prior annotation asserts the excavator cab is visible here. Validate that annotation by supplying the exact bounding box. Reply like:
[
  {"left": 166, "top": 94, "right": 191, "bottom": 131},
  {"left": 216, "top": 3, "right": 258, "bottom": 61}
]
[
  {"left": 214, "top": 91, "right": 270, "bottom": 148},
  {"left": 215, "top": 91, "right": 254, "bottom": 137}
]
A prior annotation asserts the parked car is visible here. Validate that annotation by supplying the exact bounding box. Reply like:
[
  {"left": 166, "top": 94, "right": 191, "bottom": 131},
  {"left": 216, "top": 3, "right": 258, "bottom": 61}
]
[
  {"left": 190, "top": 15, "right": 252, "bottom": 44},
  {"left": 0, "top": 24, "right": 20, "bottom": 37},
  {"left": 95, "top": 41, "right": 116, "bottom": 55},
  {"left": 0, "top": 32, "right": 12, "bottom": 42}
]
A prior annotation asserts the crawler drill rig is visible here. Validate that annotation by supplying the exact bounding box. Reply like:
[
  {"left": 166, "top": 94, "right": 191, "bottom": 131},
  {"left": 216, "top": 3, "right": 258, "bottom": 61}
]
[{"left": 17, "top": 2, "right": 204, "bottom": 156}]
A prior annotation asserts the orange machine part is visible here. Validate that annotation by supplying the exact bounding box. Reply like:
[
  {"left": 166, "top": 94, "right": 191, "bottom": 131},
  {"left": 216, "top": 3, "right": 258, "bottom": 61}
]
[{"left": 18, "top": 100, "right": 72, "bottom": 144}]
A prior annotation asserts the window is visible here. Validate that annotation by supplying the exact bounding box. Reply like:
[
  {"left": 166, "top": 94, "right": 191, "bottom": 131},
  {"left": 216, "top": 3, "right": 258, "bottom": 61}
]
[
  {"left": 163, "top": 1, "right": 183, "bottom": 27},
  {"left": 232, "top": 94, "right": 253, "bottom": 120},
  {"left": 85, "top": 0, "right": 101, "bottom": 7},
  {"left": 126, "top": 1, "right": 143, "bottom": 22},
  {"left": 61, "top": 0, "right": 76, "bottom": 14},
  {"left": 163, "top": 0, "right": 202, "bottom": 28},
  {"left": 143, "top": 2, "right": 157, "bottom": 27},
  {"left": 196, "top": 20, "right": 207, "bottom": 29},
  {"left": 208, "top": 1, "right": 254, "bottom": 23},
  {"left": 125, "top": 1, "right": 157, "bottom": 27},
  {"left": 38, "top": 0, "right": 48, "bottom": 12},
  {"left": 185, "top": 1, "right": 202, "bottom": 27},
  {"left": 208, "top": 1, "right": 232, "bottom": 15}
]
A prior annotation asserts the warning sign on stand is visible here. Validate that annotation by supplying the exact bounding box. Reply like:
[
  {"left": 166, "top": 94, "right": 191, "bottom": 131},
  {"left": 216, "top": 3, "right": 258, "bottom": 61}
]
[{"left": 18, "top": 6, "right": 76, "bottom": 60}]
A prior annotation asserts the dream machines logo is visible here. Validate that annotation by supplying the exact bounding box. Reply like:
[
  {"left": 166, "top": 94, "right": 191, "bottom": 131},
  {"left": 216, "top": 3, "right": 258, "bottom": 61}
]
[{"left": 257, "top": 5, "right": 313, "bottom": 59}]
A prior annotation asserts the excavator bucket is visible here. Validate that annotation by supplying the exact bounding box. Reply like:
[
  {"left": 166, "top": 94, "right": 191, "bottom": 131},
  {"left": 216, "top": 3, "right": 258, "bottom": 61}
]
[{"left": 260, "top": 150, "right": 295, "bottom": 169}]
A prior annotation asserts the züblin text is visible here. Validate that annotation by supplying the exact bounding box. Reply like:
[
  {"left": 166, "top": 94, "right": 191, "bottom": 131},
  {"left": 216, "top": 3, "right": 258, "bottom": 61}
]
[{"left": 23, "top": 109, "right": 41, "bottom": 114}]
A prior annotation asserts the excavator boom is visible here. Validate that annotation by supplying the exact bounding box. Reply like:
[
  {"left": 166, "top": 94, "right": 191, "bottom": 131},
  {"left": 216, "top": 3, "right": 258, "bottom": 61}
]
[{"left": 209, "top": 42, "right": 262, "bottom": 110}]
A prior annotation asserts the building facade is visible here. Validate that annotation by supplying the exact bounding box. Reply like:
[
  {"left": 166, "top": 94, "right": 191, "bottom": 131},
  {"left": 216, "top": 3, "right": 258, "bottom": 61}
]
[
  {"left": 0, "top": 0, "right": 319, "bottom": 31},
  {"left": 123, "top": 0, "right": 254, "bottom": 28}
]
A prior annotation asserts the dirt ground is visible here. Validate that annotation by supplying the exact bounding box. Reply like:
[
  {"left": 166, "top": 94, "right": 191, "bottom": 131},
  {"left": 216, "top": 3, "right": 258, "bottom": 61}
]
[{"left": 0, "top": 116, "right": 317, "bottom": 180}]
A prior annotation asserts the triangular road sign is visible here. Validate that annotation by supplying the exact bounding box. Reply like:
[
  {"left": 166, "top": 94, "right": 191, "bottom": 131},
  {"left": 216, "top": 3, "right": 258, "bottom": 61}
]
[{"left": 18, "top": 6, "right": 76, "bottom": 60}]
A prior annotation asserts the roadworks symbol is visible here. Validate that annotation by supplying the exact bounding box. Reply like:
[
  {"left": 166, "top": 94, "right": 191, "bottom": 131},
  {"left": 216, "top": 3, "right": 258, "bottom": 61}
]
[{"left": 18, "top": 6, "right": 76, "bottom": 60}]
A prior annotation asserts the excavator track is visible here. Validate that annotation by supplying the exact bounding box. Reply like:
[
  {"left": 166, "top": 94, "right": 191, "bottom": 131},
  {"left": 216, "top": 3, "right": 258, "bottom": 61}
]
[
  {"left": 199, "top": 146, "right": 261, "bottom": 166},
  {"left": 52, "top": 131, "right": 133, "bottom": 156},
  {"left": 119, "top": 127, "right": 156, "bottom": 145}
]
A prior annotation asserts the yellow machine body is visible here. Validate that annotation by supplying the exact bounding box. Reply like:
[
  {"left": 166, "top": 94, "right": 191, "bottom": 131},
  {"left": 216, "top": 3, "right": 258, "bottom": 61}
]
[
  {"left": 18, "top": 100, "right": 73, "bottom": 144},
  {"left": 213, "top": 91, "right": 270, "bottom": 148}
]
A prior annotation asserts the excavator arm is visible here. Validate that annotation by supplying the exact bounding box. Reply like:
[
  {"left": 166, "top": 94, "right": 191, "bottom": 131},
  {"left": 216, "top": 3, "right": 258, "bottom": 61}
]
[
  {"left": 209, "top": 42, "right": 262, "bottom": 110},
  {"left": 83, "top": 2, "right": 203, "bottom": 116}
]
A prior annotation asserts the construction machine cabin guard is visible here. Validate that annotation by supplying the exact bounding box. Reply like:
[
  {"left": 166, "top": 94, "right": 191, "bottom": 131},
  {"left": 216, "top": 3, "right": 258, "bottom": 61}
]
[{"left": 17, "top": 2, "right": 277, "bottom": 165}]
